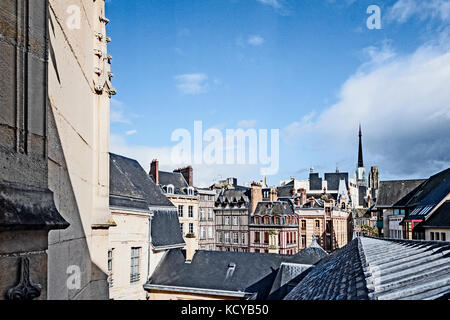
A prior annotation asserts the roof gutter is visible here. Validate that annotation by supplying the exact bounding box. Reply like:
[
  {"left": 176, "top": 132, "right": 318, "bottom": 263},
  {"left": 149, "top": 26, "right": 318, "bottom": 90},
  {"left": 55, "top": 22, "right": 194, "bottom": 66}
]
[{"left": 143, "top": 284, "right": 253, "bottom": 298}]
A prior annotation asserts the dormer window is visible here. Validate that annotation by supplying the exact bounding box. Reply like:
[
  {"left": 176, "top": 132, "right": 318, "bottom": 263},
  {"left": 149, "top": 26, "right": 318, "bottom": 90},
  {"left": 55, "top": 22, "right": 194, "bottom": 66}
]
[
  {"left": 167, "top": 185, "right": 174, "bottom": 194},
  {"left": 187, "top": 187, "right": 194, "bottom": 196}
]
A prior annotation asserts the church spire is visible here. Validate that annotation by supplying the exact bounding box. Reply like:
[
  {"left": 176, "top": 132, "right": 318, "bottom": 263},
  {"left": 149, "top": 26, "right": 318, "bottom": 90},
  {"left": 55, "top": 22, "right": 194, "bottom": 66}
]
[{"left": 358, "top": 124, "right": 364, "bottom": 168}]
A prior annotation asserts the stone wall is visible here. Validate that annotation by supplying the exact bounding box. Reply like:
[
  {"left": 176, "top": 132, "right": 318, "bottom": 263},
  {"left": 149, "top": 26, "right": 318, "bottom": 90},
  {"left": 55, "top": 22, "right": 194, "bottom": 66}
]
[{"left": 46, "top": 0, "right": 113, "bottom": 300}]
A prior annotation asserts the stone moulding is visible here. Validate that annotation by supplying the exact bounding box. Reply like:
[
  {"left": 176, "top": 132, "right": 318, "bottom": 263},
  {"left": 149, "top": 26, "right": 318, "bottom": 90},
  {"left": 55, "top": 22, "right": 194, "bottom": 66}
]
[
  {"left": 0, "top": 182, "right": 69, "bottom": 231},
  {"left": 6, "top": 257, "right": 42, "bottom": 300}
]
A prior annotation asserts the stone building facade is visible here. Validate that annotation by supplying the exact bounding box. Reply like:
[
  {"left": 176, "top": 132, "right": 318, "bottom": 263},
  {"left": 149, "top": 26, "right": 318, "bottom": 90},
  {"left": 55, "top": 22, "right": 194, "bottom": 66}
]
[
  {"left": 198, "top": 188, "right": 216, "bottom": 251},
  {"left": 295, "top": 196, "right": 350, "bottom": 252},
  {"left": 0, "top": 0, "right": 69, "bottom": 300},
  {"left": 249, "top": 201, "right": 299, "bottom": 255},
  {"left": 46, "top": 0, "right": 115, "bottom": 300}
]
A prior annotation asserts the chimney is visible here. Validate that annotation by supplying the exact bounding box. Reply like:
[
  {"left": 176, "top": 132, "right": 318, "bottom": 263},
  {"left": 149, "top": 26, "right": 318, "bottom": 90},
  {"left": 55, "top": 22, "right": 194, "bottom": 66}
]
[
  {"left": 269, "top": 188, "right": 278, "bottom": 202},
  {"left": 174, "top": 166, "right": 193, "bottom": 186},
  {"left": 251, "top": 182, "right": 263, "bottom": 214},
  {"left": 300, "top": 188, "right": 307, "bottom": 205},
  {"left": 184, "top": 236, "right": 196, "bottom": 263},
  {"left": 150, "top": 159, "right": 159, "bottom": 185}
]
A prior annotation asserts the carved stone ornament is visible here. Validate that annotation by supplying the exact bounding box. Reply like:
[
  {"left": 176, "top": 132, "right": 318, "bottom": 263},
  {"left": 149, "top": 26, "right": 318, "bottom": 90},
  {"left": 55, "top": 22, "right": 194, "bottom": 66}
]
[{"left": 6, "top": 257, "right": 42, "bottom": 300}]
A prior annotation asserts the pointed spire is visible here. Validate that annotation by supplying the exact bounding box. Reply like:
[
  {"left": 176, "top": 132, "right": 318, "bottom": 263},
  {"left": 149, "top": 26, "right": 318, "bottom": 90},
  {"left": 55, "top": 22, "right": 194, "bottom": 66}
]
[{"left": 358, "top": 124, "right": 364, "bottom": 168}]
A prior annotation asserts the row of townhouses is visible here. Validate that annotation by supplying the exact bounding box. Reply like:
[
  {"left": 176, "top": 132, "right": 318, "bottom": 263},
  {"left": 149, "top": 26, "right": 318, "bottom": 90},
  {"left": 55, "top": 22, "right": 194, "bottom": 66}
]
[{"left": 1, "top": 0, "right": 448, "bottom": 302}]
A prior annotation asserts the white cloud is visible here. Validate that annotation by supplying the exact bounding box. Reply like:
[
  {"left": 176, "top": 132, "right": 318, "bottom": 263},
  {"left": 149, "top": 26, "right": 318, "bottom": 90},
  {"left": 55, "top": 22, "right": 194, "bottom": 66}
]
[
  {"left": 248, "top": 35, "right": 265, "bottom": 46},
  {"left": 125, "top": 130, "right": 137, "bottom": 136},
  {"left": 237, "top": 120, "right": 257, "bottom": 128},
  {"left": 110, "top": 98, "right": 132, "bottom": 124},
  {"left": 282, "top": 41, "right": 450, "bottom": 179},
  {"left": 174, "top": 73, "right": 209, "bottom": 95},
  {"left": 256, "top": 0, "right": 282, "bottom": 9},
  {"left": 387, "top": 0, "right": 450, "bottom": 23}
]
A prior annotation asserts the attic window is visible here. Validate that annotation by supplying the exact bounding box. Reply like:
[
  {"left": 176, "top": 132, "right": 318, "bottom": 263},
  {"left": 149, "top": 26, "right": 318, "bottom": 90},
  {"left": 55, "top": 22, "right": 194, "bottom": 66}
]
[
  {"left": 167, "top": 185, "right": 174, "bottom": 194},
  {"left": 187, "top": 187, "right": 194, "bottom": 196}
]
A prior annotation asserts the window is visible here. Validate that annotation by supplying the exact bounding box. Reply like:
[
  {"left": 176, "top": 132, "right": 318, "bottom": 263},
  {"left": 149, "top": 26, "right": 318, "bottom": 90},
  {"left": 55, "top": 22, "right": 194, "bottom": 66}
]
[
  {"left": 315, "top": 220, "right": 320, "bottom": 228},
  {"left": 178, "top": 205, "right": 184, "bottom": 217},
  {"left": 188, "top": 206, "right": 194, "bottom": 218},
  {"left": 208, "top": 226, "right": 213, "bottom": 239},
  {"left": 301, "top": 235, "right": 306, "bottom": 248},
  {"left": 200, "top": 208, "right": 205, "bottom": 221},
  {"left": 108, "top": 249, "right": 114, "bottom": 288},
  {"left": 217, "top": 232, "right": 222, "bottom": 243},
  {"left": 242, "top": 233, "right": 246, "bottom": 245},
  {"left": 130, "top": 248, "right": 141, "bottom": 283},
  {"left": 233, "top": 232, "right": 239, "bottom": 244},
  {"left": 225, "top": 232, "right": 230, "bottom": 244},
  {"left": 301, "top": 220, "right": 306, "bottom": 230},
  {"left": 264, "top": 232, "right": 269, "bottom": 244},
  {"left": 187, "top": 187, "right": 194, "bottom": 196},
  {"left": 232, "top": 216, "right": 238, "bottom": 226},
  {"left": 225, "top": 216, "right": 230, "bottom": 226},
  {"left": 167, "top": 185, "right": 174, "bottom": 194},
  {"left": 431, "top": 232, "right": 435, "bottom": 240},
  {"left": 208, "top": 208, "right": 213, "bottom": 221},
  {"left": 436, "top": 232, "right": 440, "bottom": 241},
  {"left": 200, "top": 226, "right": 206, "bottom": 240},
  {"left": 255, "top": 232, "right": 260, "bottom": 243},
  {"left": 189, "top": 223, "right": 194, "bottom": 234},
  {"left": 255, "top": 249, "right": 260, "bottom": 253},
  {"left": 442, "top": 233, "right": 446, "bottom": 241}
]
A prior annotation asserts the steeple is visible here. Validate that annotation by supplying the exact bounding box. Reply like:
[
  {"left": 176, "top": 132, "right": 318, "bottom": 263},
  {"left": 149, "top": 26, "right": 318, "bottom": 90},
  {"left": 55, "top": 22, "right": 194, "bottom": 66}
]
[{"left": 358, "top": 124, "right": 364, "bottom": 168}]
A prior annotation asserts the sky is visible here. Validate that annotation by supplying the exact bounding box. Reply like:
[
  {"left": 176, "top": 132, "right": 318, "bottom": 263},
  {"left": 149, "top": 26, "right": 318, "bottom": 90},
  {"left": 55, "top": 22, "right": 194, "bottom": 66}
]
[{"left": 107, "top": 0, "right": 450, "bottom": 187}]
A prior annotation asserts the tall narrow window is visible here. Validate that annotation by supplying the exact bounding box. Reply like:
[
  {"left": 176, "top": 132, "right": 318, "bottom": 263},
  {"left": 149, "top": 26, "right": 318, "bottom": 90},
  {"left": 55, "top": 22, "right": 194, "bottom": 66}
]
[
  {"left": 208, "top": 226, "right": 213, "bottom": 239},
  {"left": 208, "top": 208, "right": 213, "bottom": 221},
  {"left": 255, "top": 232, "right": 260, "bottom": 243},
  {"left": 130, "top": 247, "right": 141, "bottom": 284},
  {"left": 200, "top": 208, "right": 205, "bottom": 221},
  {"left": 180, "top": 223, "right": 184, "bottom": 235},
  {"left": 178, "top": 205, "right": 184, "bottom": 217},
  {"left": 189, "top": 223, "right": 194, "bottom": 234},
  {"left": 233, "top": 232, "right": 239, "bottom": 244},
  {"left": 188, "top": 206, "right": 194, "bottom": 218}
]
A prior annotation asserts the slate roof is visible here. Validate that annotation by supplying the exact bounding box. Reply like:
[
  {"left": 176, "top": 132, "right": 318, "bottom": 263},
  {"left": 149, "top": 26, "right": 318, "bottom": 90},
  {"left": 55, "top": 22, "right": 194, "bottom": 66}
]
[
  {"left": 375, "top": 179, "right": 426, "bottom": 208},
  {"left": 253, "top": 201, "right": 295, "bottom": 216},
  {"left": 146, "top": 245, "right": 328, "bottom": 300},
  {"left": 216, "top": 189, "right": 250, "bottom": 204},
  {"left": 151, "top": 208, "right": 185, "bottom": 249},
  {"left": 419, "top": 201, "right": 450, "bottom": 229},
  {"left": 285, "top": 237, "right": 450, "bottom": 300},
  {"left": 109, "top": 153, "right": 184, "bottom": 249},
  {"left": 110, "top": 153, "right": 174, "bottom": 208},
  {"left": 403, "top": 168, "right": 450, "bottom": 208},
  {"left": 158, "top": 171, "right": 191, "bottom": 195}
]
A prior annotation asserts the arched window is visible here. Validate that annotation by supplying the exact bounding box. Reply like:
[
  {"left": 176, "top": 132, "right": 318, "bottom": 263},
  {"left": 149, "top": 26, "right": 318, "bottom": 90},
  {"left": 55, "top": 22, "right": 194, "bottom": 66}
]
[
  {"left": 187, "top": 187, "right": 194, "bottom": 196},
  {"left": 167, "top": 185, "right": 174, "bottom": 194}
]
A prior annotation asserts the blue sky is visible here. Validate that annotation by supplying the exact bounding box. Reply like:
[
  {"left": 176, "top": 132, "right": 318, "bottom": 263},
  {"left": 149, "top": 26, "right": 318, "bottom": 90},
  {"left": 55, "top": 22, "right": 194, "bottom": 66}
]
[{"left": 107, "top": 0, "right": 450, "bottom": 187}]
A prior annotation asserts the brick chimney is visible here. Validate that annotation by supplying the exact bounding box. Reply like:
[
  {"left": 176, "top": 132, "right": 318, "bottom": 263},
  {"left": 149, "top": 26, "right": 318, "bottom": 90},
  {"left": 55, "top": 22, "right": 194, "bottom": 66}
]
[
  {"left": 251, "top": 182, "right": 263, "bottom": 214},
  {"left": 269, "top": 188, "right": 278, "bottom": 202},
  {"left": 150, "top": 159, "right": 159, "bottom": 185},
  {"left": 174, "top": 166, "right": 193, "bottom": 187}
]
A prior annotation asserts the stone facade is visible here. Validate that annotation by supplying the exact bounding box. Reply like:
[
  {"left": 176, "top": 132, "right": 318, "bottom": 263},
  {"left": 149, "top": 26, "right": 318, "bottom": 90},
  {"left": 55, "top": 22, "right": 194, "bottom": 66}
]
[
  {"left": 198, "top": 189, "right": 216, "bottom": 251},
  {"left": 108, "top": 210, "right": 150, "bottom": 300},
  {"left": 0, "top": 0, "right": 69, "bottom": 300},
  {"left": 46, "top": 0, "right": 114, "bottom": 299}
]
